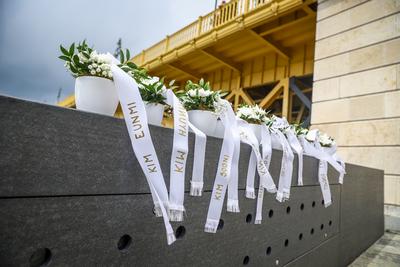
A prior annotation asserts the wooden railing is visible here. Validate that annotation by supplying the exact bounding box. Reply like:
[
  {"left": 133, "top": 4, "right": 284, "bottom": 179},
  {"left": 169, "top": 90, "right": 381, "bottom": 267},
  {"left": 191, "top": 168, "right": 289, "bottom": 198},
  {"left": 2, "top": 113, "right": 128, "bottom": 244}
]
[{"left": 133, "top": 0, "right": 277, "bottom": 65}]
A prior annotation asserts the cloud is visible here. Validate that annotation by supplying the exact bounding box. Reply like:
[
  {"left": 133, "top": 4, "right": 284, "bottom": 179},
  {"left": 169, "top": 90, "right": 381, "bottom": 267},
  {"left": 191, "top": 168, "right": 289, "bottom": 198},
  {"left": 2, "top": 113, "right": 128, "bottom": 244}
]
[{"left": 0, "top": 0, "right": 213, "bottom": 104}]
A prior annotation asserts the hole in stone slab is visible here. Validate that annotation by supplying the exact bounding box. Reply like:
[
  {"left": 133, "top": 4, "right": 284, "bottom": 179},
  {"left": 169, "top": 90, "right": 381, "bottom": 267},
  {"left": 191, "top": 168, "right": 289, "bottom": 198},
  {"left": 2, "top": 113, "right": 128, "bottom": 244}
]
[
  {"left": 175, "top": 226, "right": 186, "bottom": 239},
  {"left": 322, "top": 199, "right": 325, "bottom": 206},
  {"left": 217, "top": 219, "right": 224, "bottom": 230},
  {"left": 268, "top": 209, "right": 274, "bottom": 218},
  {"left": 320, "top": 224, "right": 324, "bottom": 230},
  {"left": 243, "top": 256, "right": 250, "bottom": 265},
  {"left": 310, "top": 228, "right": 314, "bottom": 235},
  {"left": 298, "top": 233, "right": 303, "bottom": 240},
  {"left": 246, "top": 214, "right": 252, "bottom": 223},
  {"left": 30, "top": 248, "right": 52, "bottom": 267},
  {"left": 284, "top": 239, "right": 289, "bottom": 247},
  {"left": 329, "top": 220, "right": 332, "bottom": 226},
  {"left": 300, "top": 203, "right": 304, "bottom": 210},
  {"left": 266, "top": 246, "right": 272, "bottom": 255},
  {"left": 312, "top": 201, "right": 316, "bottom": 208},
  {"left": 286, "top": 206, "right": 291, "bottom": 214},
  {"left": 117, "top": 234, "right": 132, "bottom": 251}
]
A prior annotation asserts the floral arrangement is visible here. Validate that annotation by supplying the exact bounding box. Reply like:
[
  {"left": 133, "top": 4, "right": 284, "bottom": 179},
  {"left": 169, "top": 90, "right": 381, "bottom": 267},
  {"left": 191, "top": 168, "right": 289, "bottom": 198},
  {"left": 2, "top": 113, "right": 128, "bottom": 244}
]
[
  {"left": 292, "top": 124, "right": 335, "bottom": 147},
  {"left": 178, "top": 79, "right": 227, "bottom": 112},
  {"left": 59, "top": 41, "right": 115, "bottom": 80},
  {"left": 236, "top": 104, "right": 269, "bottom": 124},
  {"left": 59, "top": 40, "right": 177, "bottom": 105}
]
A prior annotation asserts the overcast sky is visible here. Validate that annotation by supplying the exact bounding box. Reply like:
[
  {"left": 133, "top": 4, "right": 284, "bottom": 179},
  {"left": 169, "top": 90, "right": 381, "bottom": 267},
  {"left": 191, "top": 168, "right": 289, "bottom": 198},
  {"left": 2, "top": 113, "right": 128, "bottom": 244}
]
[{"left": 0, "top": 0, "right": 214, "bottom": 104}]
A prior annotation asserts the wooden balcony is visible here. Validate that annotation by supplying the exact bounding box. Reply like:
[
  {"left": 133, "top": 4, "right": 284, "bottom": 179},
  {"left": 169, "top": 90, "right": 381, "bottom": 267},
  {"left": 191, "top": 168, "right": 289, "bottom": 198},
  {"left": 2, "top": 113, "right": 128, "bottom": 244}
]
[{"left": 132, "top": 0, "right": 317, "bottom": 123}]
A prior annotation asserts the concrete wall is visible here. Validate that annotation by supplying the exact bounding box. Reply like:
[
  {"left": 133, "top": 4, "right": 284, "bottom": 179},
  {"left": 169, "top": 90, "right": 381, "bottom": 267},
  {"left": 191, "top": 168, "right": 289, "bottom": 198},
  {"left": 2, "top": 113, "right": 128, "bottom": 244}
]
[{"left": 312, "top": 0, "right": 400, "bottom": 230}]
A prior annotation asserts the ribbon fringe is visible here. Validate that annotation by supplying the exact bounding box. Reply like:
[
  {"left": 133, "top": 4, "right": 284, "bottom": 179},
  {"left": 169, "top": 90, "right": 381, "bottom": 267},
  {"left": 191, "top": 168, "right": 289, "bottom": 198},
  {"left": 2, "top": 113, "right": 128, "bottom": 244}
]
[
  {"left": 153, "top": 204, "right": 163, "bottom": 217},
  {"left": 169, "top": 209, "right": 184, "bottom": 222},
  {"left": 245, "top": 187, "right": 256, "bottom": 199},
  {"left": 254, "top": 219, "right": 262, "bottom": 224},
  {"left": 190, "top": 181, "right": 203, "bottom": 196},
  {"left": 227, "top": 199, "right": 240, "bottom": 213},
  {"left": 167, "top": 233, "right": 176, "bottom": 245},
  {"left": 204, "top": 219, "right": 219, "bottom": 233}
]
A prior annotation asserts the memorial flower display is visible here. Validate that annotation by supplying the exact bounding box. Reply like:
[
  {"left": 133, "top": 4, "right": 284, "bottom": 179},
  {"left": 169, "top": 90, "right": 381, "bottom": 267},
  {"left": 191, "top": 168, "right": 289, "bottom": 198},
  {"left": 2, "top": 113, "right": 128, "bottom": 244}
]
[
  {"left": 236, "top": 104, "right": 269, "bottom": 124},
  {"left": 178, "top": 79, "right": 227, "bottom": 135}
]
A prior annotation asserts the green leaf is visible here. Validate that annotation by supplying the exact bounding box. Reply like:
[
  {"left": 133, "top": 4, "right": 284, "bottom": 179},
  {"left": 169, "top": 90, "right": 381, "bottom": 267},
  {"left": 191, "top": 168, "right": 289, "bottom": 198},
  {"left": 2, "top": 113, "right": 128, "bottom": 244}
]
[
  {"left": 60, "top": 45, "right": 69, "bottom": 56},
  {"left": 119, "top": 50, "right": 125, "bottom": 63},
  {"left": 58, "top": 55, "right": 70, "bottom": 61},
  {"left": 72, "top": 55, "right": 80, "bottom": 66},
  {"left": 69, "top": 43, "right": 75, "bottom": 56},
  {"left": 70, "top": 64, "right": 78, "bottom": 73},
  {"left": 126, "top": 49, "right": 130, "bottom": 61}
]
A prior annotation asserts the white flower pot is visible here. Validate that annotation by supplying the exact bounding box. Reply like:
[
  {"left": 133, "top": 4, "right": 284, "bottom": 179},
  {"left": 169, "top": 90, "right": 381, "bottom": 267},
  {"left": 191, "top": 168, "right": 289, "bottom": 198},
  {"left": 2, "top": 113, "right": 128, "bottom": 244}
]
[
  {"left": 145, "top": 103, "right": 165, "bottom": 126},
  {"left": 188, "top": 110, "right": 218, "bottom": 136},
  {"left": 75, "top": 76, "right": 118, "bottom": 116},
  {"left": 249, "top": 123, "right": 262, "bottom": 142}
]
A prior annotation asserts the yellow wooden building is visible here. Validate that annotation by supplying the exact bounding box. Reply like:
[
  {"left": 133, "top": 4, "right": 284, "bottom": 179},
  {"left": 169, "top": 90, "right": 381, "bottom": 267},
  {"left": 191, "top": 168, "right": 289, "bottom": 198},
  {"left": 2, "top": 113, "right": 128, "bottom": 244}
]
[{"left": 61, "top": 0, "right": 317, "bottom": 125}]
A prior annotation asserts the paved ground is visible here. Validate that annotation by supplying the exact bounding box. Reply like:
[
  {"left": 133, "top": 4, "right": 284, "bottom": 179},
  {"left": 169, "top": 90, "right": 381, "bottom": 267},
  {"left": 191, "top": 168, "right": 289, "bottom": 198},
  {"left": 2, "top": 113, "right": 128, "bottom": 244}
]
[{"left": 349, "top": 232, "right": 400, "bottom": 267}]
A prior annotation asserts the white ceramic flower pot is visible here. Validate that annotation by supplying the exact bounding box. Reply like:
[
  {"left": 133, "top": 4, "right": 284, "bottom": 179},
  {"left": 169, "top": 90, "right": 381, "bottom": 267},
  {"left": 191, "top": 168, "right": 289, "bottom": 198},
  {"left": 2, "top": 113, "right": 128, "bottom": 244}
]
[
  {"left": 75, "top": 76, "right": 118, "bottom": 116},
  {"left": 249, "top": 123, "right": 262, "bottom": 142},
  {"left": 145, "top": 103, "right": 165, "bottom": 126},
  {"left": 188, "top": 110, "right": 218, "bottom": 136}
]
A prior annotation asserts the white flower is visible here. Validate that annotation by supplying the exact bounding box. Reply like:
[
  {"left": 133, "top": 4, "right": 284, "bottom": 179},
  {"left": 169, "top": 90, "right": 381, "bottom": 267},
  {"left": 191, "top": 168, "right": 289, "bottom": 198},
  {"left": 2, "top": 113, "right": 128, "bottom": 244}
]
[
  {"left": 128, "top": 71, "right": 133, "bottom": 77},
  {"left": 92, "top": 63, "right": 98, "bottom": 68},
  {"left": 90, "top": 70, "right": 96, "bottom": 75},
  {"left": 96, "top": 68, "right": 101, "bottom": 73},
  {"left": 305, "top": 129, "right": 318, "bottom": 142},
  {"left": 142, "top": 76, "right": 159, "bottom": 86},
  {"left": 97, "top": 53, "right": 112, "bottom": 64},
  {"left": 319, "top": 132, "right": 334, "bottom": 147},
  {"left": 78, "top": 52, "right": 88, "bottom": 63},
  {"left": 187, "top": 89, "right": 197, "bottom": 97},
  {"left": 198, "top": 88, "right": 212, "bottom": 97},
  {"left": 102, "top": 71, "right": 107, "bottom": 76},
  {"left": 108, "top": 71, "right": 112, "bottom": 78}
]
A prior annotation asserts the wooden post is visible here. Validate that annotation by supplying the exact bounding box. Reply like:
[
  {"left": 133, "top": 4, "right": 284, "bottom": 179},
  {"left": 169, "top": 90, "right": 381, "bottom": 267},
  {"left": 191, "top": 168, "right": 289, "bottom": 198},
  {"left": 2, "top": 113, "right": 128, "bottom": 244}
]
[
  {"left": 197, "top": 16, "right": 203, "bottom": 36},
  {"left": 282, "top": 78, "right": 290, "bottom": 120}
]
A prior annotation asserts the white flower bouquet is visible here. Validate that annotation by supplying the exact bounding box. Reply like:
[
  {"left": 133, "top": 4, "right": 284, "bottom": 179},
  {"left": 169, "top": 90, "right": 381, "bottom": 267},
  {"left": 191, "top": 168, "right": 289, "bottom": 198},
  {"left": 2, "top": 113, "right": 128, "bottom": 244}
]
[{"left": 177, "top": 79, "right": 227, "bottom": 135}]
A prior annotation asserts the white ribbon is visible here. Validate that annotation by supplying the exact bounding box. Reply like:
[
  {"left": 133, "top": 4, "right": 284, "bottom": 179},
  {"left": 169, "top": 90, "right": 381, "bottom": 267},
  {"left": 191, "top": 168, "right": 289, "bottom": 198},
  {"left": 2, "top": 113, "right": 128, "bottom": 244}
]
[
  {"left": 254, "top": 125, "right": 273, "bottom": 224},
  {"left": 245, "top": 151, "right": 257, "bottom": 199},
  {"left": 298, "top": 129, "right": 346, "bottom": 207},
  {"left": 227, "top": 133, "right": 241, "bottom": 213},
  {"left": 165, "top": 90, "right": 189, "bottom": 221},
  {"left": 270, "top": 117, "right": 294, "bottom": 203},
  {"left": 205, "top": 100, "right": 238, "bottom": 233},
  {"left": 285, "top": 126, "right": 304, "bottom": 186},
  {"left": 111, "top": 65, "right": 175, "bottom": 245},
  {"left": 188, "top": 122, "right": 207, "bottom": 196},
  {"left": 236, "top": 120, "right": 277, "bottom": 224}
]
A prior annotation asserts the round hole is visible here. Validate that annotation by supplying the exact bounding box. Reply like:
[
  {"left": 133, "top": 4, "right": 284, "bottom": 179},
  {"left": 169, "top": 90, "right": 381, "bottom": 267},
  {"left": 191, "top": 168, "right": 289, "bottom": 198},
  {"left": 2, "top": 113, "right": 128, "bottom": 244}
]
[
  {"left": 298, "top": 233, "right": 303, "bottom": 240},
  {"left": 322, "top": 199, "right": 325, "bottom": 206},
  {"left": 284, "top": 239, "right": 289, "bottom": 247},
  {"left": 217, "top": 219, "right": 224, "bottom": 230},
  {"left": 266, "top": 246, "right": 272, "bottom": 255},
  {"left": 30, "top": 248, "right": 52, "bottom": 267},
  {"left": 286, "top": 206, "right": 291, "bottom": 214},
  {"left": 268, "top": 209, "right": 274, "bottom": 218},
  {"left": 175, "top": 226, "right": 186, "bottom": 239},
  {"left": 246, "top": 214, "right": 252, "bottom": 224},
  {"left": 117, "top": 234, "right": 132, "bottom": 250},
  {"left": 320, "top": 224, "right": 324, "bottom": 230},
  {"left": 310, "top": 228, "right": 314, "bottom": 235},
  {"left": 243, "top": 256, "right": 250, "bottom": 265},
  {"left": 300, "top": 203, "right": 304, "bottom": 210},
  {"left": 329, "top": 220, "right": 332, "bottom": 226},
  {"left": 312, "top": 201, "right": 316, "bottom": 208}
]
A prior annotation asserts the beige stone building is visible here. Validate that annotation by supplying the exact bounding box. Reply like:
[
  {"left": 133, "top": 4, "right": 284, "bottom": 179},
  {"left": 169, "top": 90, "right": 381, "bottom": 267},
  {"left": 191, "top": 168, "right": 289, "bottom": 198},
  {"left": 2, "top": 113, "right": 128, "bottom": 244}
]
[{"left": 312, "top": 0, "right": 400, "bottom": 229}]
